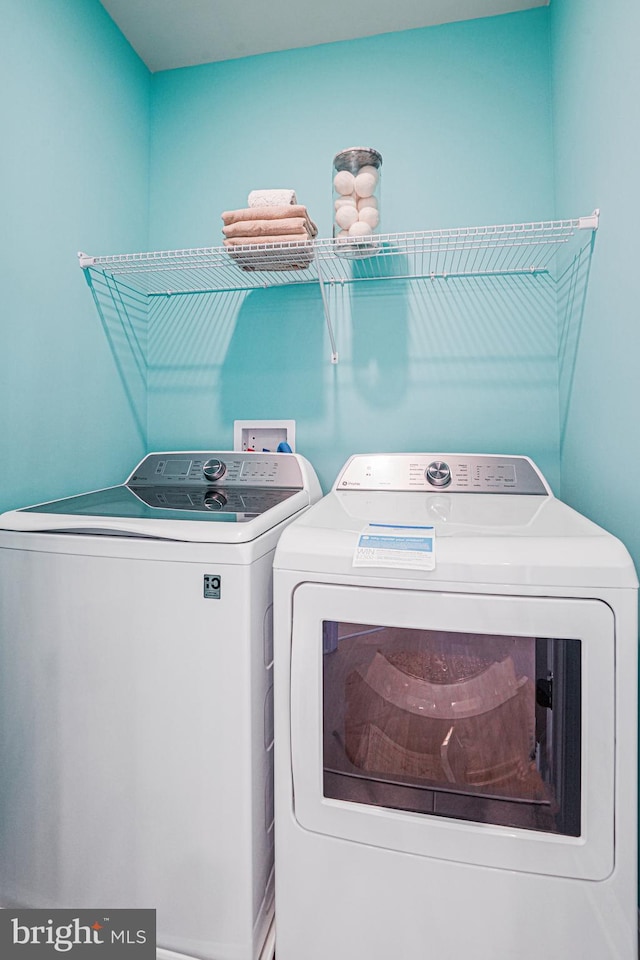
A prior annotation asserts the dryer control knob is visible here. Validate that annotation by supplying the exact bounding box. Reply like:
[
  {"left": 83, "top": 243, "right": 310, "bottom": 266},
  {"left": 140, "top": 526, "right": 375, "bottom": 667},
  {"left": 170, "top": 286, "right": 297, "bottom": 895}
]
[
  {"left": 425, "top": 461, "right": 452, "bottom": 487},
  {"left": 202, "top": 458, "right": 226, "bottom": 482}
]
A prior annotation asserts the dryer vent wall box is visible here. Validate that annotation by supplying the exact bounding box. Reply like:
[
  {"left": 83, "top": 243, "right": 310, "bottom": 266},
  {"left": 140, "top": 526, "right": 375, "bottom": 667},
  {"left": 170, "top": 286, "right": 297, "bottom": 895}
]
[{"left": 234, "top": 419, "right": 296, "bottom": 453}]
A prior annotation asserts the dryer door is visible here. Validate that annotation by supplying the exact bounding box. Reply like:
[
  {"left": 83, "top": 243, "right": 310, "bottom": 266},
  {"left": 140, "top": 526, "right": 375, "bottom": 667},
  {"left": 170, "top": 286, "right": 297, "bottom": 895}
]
[{"left": 290, "top": 584, "right": 614, "bottom": 880}]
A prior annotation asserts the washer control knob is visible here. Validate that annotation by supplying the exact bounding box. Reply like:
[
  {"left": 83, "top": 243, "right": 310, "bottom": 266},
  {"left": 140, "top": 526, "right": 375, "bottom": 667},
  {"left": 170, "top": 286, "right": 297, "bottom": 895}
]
[
  {"left": 203, "top": 490, "right": 228, "bottom": 511},
  {"left": 202, "top": 458, "right": 226, "bottom": 482},
  {"left": 425, "top": 461, "right": 452, "bottom": 487}
]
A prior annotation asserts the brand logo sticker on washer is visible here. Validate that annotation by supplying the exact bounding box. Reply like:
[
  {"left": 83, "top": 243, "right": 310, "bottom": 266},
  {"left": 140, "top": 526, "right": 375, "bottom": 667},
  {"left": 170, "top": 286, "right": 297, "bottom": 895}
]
[
  {"left": 353, "top": 523, "right": 436, "bottom": 570},
  {"left": 203, "top": 574, "right": 221, "bottom": 599}
]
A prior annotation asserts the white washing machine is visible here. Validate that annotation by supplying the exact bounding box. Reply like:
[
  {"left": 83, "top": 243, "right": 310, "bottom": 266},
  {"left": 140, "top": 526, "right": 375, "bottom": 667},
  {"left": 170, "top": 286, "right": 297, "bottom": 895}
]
[
  {"left": 273, "top": 453, "right": 638, "bottom": 960},
  {"left": 0, "top": 450, "right": 321, "bottom": 960}
]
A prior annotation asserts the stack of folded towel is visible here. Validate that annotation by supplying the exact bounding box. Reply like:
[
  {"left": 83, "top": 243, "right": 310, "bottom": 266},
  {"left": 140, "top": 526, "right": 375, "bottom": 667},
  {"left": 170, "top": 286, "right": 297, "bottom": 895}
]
[{"left": 221, "top": 190, "right": 318, "bottom": 271}]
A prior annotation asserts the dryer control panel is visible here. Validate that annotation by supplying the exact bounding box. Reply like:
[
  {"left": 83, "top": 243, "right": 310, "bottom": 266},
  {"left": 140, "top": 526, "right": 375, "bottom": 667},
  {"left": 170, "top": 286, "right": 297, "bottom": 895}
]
[
  {"left": 127, "top": 451, "right": 305, "bottom": 488},
  {"left": 335, "top": 454, "right": 550, "bottom": 495}
]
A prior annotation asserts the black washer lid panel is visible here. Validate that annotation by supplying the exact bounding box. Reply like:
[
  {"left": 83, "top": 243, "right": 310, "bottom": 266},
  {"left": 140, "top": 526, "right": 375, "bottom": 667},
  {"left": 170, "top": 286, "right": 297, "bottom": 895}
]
[{"left": 20, "top": 485, "right": 299, "bottom": 523}]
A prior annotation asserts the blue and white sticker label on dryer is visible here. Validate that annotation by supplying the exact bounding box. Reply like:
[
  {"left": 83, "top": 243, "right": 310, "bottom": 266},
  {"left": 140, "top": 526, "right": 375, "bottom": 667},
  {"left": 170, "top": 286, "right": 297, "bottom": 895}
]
[{"left": 353, "top": 523, "right": 436, "bottom": 570}]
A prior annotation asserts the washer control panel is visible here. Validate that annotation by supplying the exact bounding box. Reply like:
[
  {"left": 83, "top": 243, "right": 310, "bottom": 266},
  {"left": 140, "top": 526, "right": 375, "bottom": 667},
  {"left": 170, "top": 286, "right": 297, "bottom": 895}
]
[
  {"left": 127, "top": 452, "right": 304, "bottom": 488},
  {"left": 336, "top": 454, "right": 549, "bottom": 495}
]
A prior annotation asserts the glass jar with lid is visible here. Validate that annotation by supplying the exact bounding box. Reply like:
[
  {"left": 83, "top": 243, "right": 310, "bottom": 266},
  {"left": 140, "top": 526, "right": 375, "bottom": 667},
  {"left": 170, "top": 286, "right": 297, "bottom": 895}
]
[{"left": 332, "top": 147, "right": 382, "bottom": 249}]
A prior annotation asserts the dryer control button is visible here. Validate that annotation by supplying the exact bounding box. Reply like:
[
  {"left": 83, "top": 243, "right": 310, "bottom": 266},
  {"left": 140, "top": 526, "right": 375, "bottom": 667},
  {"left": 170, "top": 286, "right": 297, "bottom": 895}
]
[
  {"left": 202, "top": 458, "right": 226, "bottom": 482},
  {"left": 425, "top": 461, "right": 452, "bottom": 487}
]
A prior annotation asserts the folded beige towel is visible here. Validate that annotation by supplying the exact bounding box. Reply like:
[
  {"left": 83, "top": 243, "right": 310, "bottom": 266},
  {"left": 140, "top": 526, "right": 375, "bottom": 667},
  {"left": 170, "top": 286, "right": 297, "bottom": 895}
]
[
  {"left": 223, "top": 217, "right": 313, "bottom": 240},
  {"left": 222, "top": 204, "right": 309, "bottom": 225},
  {"left": 223, "top": 234, "right": 313, "bottom": 247},
  {"left": 221, "top": 208, "right": 318, "bottom": 240}
]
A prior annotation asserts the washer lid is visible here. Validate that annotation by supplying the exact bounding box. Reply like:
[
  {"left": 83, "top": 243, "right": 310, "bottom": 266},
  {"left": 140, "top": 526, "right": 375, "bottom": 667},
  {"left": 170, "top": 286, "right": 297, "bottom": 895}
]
[{"left": 0, "top": 451, "right": 322, "bottom": 543}]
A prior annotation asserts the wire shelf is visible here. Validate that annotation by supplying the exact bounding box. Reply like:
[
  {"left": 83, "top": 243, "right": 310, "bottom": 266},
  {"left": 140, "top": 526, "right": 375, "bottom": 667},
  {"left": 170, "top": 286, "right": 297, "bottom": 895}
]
[
  {"left": 79, "top": 212, "right": 598, "bottom": 364},
  {"left": 78, "top": 212, "right": 598, "bottom": 297}
]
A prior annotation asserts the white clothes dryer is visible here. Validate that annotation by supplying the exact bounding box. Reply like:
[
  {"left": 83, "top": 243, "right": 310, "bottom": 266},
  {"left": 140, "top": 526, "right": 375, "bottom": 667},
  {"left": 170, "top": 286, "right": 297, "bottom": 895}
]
[
  {"left": 273, "top": 453, "right": 638, "bottom": 960},
  {"left": 0, "top": 451, "right": 321, "bottom": 960}
]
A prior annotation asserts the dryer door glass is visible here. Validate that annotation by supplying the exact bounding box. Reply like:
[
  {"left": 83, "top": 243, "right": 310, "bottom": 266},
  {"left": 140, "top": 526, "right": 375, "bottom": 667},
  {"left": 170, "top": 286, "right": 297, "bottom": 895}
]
[{"left": 322, "top": 622, "right": 581, "bottom": 836}]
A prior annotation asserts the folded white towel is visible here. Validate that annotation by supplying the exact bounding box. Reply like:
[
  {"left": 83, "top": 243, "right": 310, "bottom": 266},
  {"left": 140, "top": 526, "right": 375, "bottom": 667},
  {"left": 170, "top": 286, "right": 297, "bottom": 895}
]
[{"left": 248, "top": 189, "right": 297, "bottom": 208}]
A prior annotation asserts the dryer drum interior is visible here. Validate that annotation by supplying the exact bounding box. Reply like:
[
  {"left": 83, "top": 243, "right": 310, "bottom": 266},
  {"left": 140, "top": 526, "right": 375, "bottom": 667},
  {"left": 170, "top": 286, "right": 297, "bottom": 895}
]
[{"left": 322, "top": 622, "right": 581, "bottom": 836}]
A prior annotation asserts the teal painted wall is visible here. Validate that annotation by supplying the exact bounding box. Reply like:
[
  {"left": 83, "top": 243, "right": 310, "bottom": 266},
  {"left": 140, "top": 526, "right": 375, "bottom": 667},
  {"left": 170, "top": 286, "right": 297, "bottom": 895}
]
[
  {"left": 0, "top": 0, "right": 150, "bottom": 511},
  {"left": 551, "top": 0, "right": 640, "bottom": 901},
  {"left": 551, "top": 0, "right": 640, "bottom": 570},
  {"left": 5, "top": 5, "right": 609, "bottom": 509},
  {"left": 147, "top": 10, "right": 558, "bottom": 491}
]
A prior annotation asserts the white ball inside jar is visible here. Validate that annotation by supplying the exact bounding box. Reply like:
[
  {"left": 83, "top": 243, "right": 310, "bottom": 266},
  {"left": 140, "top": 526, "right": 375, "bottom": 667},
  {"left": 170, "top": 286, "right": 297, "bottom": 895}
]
[
  {"left": 335, "top": 204, "right": 359, "bottom": 230},
  {"left": 333, "top": 170, "right": 355, "bottom": 196},
  {"left": 357, "top": 196, "right": 378, "bottom": 210},
  {"left": 354, "top": 171, "right": 377, "bottom": 198},
  {"left": 335, "top": 195, "right": 357, "bottom": 210},
  {"left": 357, "top": 165, "right": 379, "bottom": 182},
  {"left": 348, "top": 221, "right": 373, "bottom": 236},
  {"left": 358, "top": 206, "right": 380, "bottom": 229}
]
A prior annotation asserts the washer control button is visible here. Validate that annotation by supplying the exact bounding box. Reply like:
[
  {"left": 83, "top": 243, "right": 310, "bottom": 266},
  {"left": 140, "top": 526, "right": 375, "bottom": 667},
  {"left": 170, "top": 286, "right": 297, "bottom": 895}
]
[
  {"left": 202, "top": 458, "right": 226, "bottom": 482},
  {"left": 425, "top": 461, "right": 452, "bottom": 487}
]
